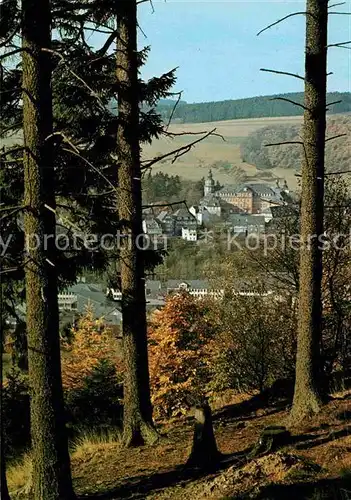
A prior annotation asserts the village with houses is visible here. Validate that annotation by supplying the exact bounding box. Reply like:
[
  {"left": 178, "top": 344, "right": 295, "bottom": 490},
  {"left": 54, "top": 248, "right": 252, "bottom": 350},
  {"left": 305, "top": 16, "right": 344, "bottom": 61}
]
[
  {"left": 142, "top": 170, "right": 294, "bottom": 241},
  {"left": 51, "top": 173, "right": 297, "bottom": 328}
]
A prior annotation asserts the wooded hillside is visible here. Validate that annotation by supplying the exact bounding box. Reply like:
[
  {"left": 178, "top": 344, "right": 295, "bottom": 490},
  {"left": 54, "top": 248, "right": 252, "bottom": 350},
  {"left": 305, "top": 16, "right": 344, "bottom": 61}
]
[
  {"left": 156, "top": 92, "right": 351, "bottom": 124},
  {"left": 240, "top": 114, "right": 351, "bottom": 173}
]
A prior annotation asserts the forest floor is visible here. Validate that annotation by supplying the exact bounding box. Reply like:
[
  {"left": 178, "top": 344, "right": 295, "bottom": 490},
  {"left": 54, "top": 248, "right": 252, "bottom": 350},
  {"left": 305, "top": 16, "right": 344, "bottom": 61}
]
[{"left": 8, "top": 388, "right": 351, "bottom": 499}]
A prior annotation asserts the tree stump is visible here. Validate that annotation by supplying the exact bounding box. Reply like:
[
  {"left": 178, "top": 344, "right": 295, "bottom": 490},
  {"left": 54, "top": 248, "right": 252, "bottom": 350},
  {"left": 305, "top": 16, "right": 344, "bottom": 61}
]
[
  {"left": 186, "top": 401, "right": 221, "bottom": 469},
  {"left": 249, "top": 425, "right": 291, "bottom": 458}
]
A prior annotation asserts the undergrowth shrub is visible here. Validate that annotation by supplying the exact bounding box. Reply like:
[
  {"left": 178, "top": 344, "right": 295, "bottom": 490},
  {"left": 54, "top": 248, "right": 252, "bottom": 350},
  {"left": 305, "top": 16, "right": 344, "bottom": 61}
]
[
  {"left": 65, "top": 358, "right": 123, "bottom": 431},
  {"left": 210, "top": 293, "right": 297, "bottom": 394}
]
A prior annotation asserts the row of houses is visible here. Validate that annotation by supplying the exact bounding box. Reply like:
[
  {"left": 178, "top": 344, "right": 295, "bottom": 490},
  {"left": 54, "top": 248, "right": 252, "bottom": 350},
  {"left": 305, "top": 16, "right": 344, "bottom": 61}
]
[{"left": 8, "top": 275, "right": 291, "bottom": 332}]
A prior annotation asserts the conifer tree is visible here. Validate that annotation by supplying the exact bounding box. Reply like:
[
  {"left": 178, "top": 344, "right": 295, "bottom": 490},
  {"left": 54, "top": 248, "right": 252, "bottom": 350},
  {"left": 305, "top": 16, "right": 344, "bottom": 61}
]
[
  {"left": 21, "top": 0, "right": 75, "bottom": 496},
  {"left": 289, "top": 0, "right": 328, "bottom": 423},
  {"left": 116, "top": 0, "right": 159, "bottom": 446}
]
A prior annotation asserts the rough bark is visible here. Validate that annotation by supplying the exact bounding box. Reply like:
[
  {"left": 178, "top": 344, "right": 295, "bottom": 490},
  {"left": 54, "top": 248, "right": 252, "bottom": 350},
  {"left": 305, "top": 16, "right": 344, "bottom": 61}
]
[
  {"left": 186, "top": 403, "right": 221, "bottom": 469},
  {"left": 22, "top": 0, "right": 75, "bottom": 497},
  {"left": 289, "top": 0, "right": 328, "bottom": 425},
  {"left": 116, "top": 0, "right": 158, "bottom": 447}
]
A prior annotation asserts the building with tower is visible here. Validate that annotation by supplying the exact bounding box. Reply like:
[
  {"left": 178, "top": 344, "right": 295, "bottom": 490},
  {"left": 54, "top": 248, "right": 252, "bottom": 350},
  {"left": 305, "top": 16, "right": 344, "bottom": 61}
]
[{"left": 204, "top": 169, "right": 215, "bottom": 196}]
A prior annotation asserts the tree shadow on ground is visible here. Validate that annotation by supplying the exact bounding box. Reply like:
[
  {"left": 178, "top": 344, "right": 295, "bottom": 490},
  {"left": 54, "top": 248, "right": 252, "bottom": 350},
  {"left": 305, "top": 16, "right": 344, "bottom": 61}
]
[
  {"left": 213, "top": 380, "right": 294, "bottom": 424},
  {"left": 291, "top": 425, "right": 351, "bottom": 451},
  {"left": 236, "top": 475, "right": 351, "bottom": 500},
  {"left": 78, "top": 447, "right": 252, "bottom": 500}
]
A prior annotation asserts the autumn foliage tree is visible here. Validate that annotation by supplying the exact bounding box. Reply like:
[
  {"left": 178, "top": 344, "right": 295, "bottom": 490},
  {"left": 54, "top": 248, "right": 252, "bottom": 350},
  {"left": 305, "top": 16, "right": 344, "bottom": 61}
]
[
  {"left": 61, "top": 307, "right": 121, "bottom": 391},
  {"left": 148, "top": 292, "right": 216, "bottom": 419}
]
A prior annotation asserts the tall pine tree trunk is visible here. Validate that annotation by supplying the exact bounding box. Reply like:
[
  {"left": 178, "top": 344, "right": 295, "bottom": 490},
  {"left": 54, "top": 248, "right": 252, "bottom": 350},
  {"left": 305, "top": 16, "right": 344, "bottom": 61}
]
[
  {"left": 290, "top": 0, "right": 328, "bottom": 424},
  {"left": 116, "top": 0, "right": 158, "bottom": 447},
  {"left": 22, "top": 0, "right": 75, "bottom": 497}
]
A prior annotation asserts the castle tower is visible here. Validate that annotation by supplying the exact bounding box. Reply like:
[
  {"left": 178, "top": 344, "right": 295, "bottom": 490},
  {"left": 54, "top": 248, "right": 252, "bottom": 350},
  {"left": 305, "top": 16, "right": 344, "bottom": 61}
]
[{"left": 204, "top": 169, "right": 215, "bottom": 196}]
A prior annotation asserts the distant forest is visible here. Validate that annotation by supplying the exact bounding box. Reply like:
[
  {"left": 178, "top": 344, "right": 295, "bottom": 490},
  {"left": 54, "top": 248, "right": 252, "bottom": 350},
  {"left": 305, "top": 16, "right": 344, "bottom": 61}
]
[{"left": 156, "top": 92, "right": 351, "bottom": 124}]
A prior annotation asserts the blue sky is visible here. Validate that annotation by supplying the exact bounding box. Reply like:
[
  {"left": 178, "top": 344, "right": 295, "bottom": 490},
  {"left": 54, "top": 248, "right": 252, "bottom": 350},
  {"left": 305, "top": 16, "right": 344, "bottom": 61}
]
[{"left": 96, "top": 1, "right": 351, "bottom": 102}]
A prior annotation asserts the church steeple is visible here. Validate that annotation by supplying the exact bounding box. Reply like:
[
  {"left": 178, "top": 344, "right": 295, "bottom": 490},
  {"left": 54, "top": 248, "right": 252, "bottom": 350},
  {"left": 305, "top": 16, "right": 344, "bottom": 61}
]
[{"left": 204, "top": 169, "right": 215, "bottom": 196}]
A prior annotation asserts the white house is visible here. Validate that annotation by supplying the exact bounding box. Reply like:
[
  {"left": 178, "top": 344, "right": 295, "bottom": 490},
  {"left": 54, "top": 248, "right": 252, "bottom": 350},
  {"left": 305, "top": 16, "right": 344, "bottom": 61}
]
[{"left": 181, "top": 227, "right": 198, "bottom": 241}]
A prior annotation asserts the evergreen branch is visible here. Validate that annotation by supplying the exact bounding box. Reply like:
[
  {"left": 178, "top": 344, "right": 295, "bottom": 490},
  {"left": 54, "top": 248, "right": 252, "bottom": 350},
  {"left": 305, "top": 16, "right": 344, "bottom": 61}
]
[
  {"left": 0, "top": 267, "right": 21, "bottom": 275},
  {"left": 86, "top": 189, "right": 116, "bottom": 197},
  {"left": 41, "top": 47, "right": 106, "bottom": 111},
  {"left": 62, "top": 146, "right": 117, "bottom": 194},
  {"left": 0, "top": 204, "right": 25, "bottom": 213},
  {"left": 44, "top": 204, "right": 82, "bottom": 233},
  {"left": 0, "top": 122, "right": 22, "bottom": 135},
  {"left": 269, "top": 97, "right": 308, "bottom": 110},
  {"left": 0, "top": 146, "right": 24, "bottom": 157},
  {"left": 257, "top": 12, "right": 306, "bottom": 36},
  {"left": 260, "top": 68, "right": 305, "bottom": 81},
  {"left": 45, "top": 132, "right": 117, "bottom": 196}
]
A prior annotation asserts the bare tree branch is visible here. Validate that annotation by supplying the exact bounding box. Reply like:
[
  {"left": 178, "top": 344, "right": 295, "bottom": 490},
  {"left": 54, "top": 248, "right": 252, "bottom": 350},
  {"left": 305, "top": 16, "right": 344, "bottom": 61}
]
[
  {"left": 257, "top": 12, "right": 306, "bottom": 36},
  {"left": 325, "top": 133, "right": 347, "bottom": 142},
  {"left": 264, "top": 141, "right": 304, "bottom": 147},
  {"left": 96, "top": 30, "right": 118, "bottom": 57},
  {"left": 327, "top": 40, "right": 351, "bottom": 47},
  {"left": 269, "top": 97, "right": 308, "bottom": 110},
  {"left": 141, "top": 129, "right": 218, "bottom": 170},
  {"left": 164, "top": 130, "right": 225, "bottom": 140},
  {"left": 142, "top": 200, "right": 186, "bottom": 209},
  {"left": 260, "top": 68, "right": 305, "bottom": 81},
  {"left": 324, "top": 170, "right": 351, "bottom": 176},
  {"left": 165, "top": 90, "right": 182, "bottom": 130},
  {"left": 326, "top": 100, "right": 343, "bottom": 107},
  {"left": 328, "top": 2, "right": 346, "bottom": 8},
  {"left": 0, "top": 27, "right": 20, "bottom": 49},
  {"left": 0, "top": 48, "right": 23, "bottom": 61}
]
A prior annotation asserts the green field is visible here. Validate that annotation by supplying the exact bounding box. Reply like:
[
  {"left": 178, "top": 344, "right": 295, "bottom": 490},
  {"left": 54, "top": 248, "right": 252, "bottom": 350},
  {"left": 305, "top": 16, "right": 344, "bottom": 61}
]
[{"left": 142, "top": 115, "right": 304, "bottom": 190}]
